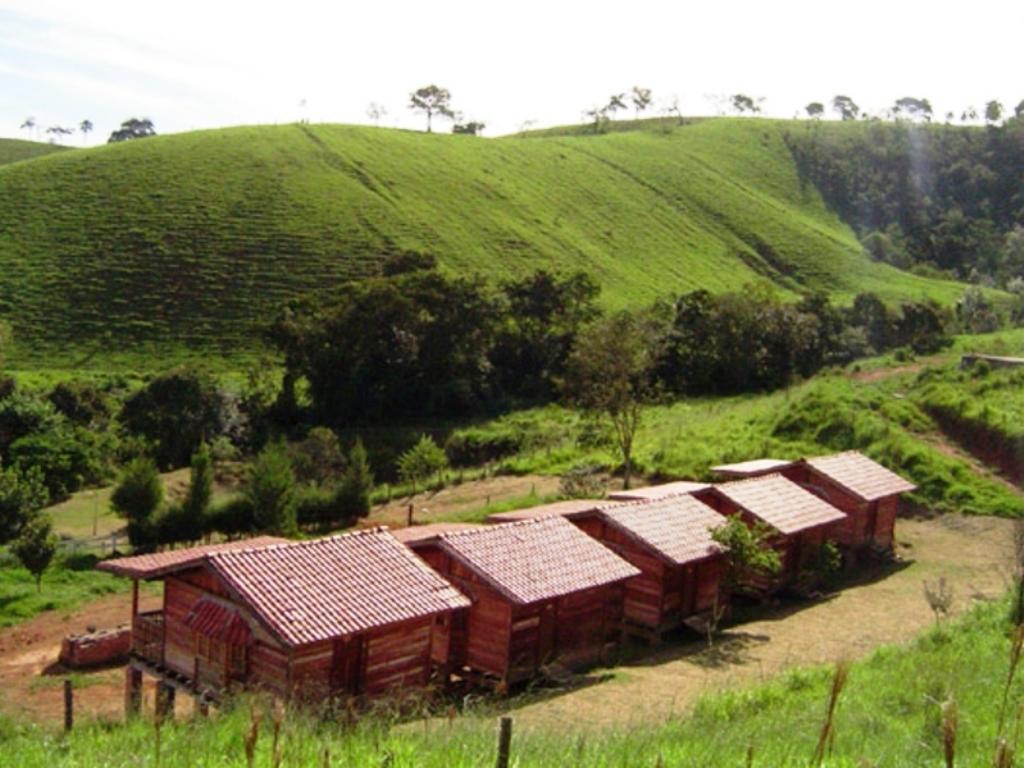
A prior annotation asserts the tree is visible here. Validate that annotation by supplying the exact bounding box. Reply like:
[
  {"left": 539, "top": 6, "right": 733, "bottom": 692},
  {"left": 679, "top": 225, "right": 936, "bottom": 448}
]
[
  {"left": 366, "top": 102, "right": 387, "bottom": 126},
  {"left": 985, "top": 100, "right": 1004, "bottom": 125},
  {"left": 397, "top": 434, "right": 448, "bottom": 494},
  {"left": 11, "top": 512, "right": 57, "bottom": 591},
  {"left": 730, "top": 94, "right": 762, "bottom": 115},
  {"left": 711, "top": 516, "right": 781, "bottom": 596},
  {"left": 584, "top": 105, "right": 609, "bottom": 133},
  {"left": 120, "top": 367, "right": 224, "bottom": 469},
  {"left": 107, "top": 117, "right": 156, "bottom": 143},
  {"left": 631, "top": 86, "right": 653, "bottom": 118},
  {"left": 79, "top": 119, "right": 93, "bottom": 143},
  {"left": 805, "top": 102, "right": 825, "bottom": 119},
  {"left": 662, "top": 96, "right": 684, "bottom": 126},
  {"left": 291, "top": 426, "right": 345, "bottom": 485},
  {"left": 452, "top": 121, "right": 485, "bottom": 135},
  {"left": 960, "top": 106, "right": 979, "bottom": 123},
  {"left": 19, "top": 117, "right": 35, "bottom": 139},
  {"left": 832, "top": 95, "right": 860, "bottom": 121},
  {"left": 111, "top": 457, "right": 163, "bottom": 549},
  {"left": 245, "top": 442, "right": 297, "bottom": 535},
  {"left": 0, "top": 463, "right": 48, "bottom": 544},
  {"left": 336, "top": 438, "right": 374, "bottom": 519},
  {"left": 408, "top": 85, "right": 453, "bottom": 133},
  {"left": 892, "top": 97, "right": 933, "bottom": 123},
  {"left": 0, "top": 320, "right": 9, "bottom": 370},
  {"left": 183, "top": 442, "right": 214, "bottom": 528},
  {"left": 605, "top": 93, "right": 627, "bottom": 119},
  {"left": 565, "top": 312, "right": 658, "bottom": 490},
  {"left": 45, "top": 126, "right": 73, "bottom": 144},
  {"left": 1016, "top": 100, "right": 1024, "bottom": 119}
]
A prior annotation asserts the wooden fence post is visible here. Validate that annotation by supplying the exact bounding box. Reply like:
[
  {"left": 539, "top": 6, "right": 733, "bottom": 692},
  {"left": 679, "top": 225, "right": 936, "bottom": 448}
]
[
  {"left": 64, "top": 679, "right": 73, "bottom": 733},
  {"left": 407, "top": 504, "right": 414, "bottom": 527},
  {"left": 495, "top": 716, "right": 512, "bottom": 768}
]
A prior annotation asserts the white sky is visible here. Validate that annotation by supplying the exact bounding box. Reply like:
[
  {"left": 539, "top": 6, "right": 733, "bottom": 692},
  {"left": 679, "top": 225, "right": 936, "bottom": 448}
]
[{"left": 1, "top": 0, "right": 1022, "bottom": 144}]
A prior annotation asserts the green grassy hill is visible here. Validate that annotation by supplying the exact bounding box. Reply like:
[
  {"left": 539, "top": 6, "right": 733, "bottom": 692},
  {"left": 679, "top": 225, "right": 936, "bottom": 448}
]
[
  {"left": 0, "top": 138, "right": 67, "bottom": 167},
  {"left": 0, "top": 119, "right": 966, "bottom": 365}
]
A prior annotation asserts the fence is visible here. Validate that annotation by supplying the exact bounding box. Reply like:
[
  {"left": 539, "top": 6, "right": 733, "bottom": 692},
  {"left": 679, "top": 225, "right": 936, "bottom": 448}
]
[{"left": 57, "top": 532, "right": 125, "bottom": 558}]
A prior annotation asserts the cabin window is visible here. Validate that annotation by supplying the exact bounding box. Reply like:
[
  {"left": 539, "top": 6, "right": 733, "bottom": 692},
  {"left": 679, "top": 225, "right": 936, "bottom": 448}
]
[{"left": 228, "top": 643, "right": 247, "bottom": 677}]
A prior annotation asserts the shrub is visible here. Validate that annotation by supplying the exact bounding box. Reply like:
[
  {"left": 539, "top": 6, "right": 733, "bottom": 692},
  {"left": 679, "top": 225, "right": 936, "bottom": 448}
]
[
  {"left": 10, "top": 512, "right": 57, "bottom": 591},
  {"left": 445, "top": 428, "right": 524, "bottom": 467},
  {"left": 47, "top": 381, "right": 112, "bottom": 427},
  {"left": 110, "top": 457, "right": 163, "bottom": 550},
  {"left": 397, "top": 435, "right": 448, "bottom": 494},
  {"left": 559, "top": 464, "right": 606, "bottom": 499},
  {"left": 244, "top": 442, "right": 297, "bottom": 535},
  {"left": 0, "top": 463, "right": 48, "bottom": 544},
  {"left": 205, "top": 496, "right": 254, "bottom": 537}
]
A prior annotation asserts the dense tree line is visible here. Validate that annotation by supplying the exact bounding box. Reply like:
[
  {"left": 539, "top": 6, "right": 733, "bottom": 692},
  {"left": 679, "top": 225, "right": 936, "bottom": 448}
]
[{"left": 784, "top": 115, "right": 1024, "bottom": 284}]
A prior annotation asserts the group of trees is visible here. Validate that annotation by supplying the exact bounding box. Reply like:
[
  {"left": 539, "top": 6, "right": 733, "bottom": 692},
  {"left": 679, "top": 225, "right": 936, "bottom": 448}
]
[
  {"left": 786, "top": 109, "right": 1024, "bottom": 284},
  {"left": 407, "top": 86, "right": 484, "bottom": 135},
  {"left": 18, "top": 117, "right": 154, "bottom": 145},
  {"left": 804, "top": 95, "right": 1024, "bottom": 125}
]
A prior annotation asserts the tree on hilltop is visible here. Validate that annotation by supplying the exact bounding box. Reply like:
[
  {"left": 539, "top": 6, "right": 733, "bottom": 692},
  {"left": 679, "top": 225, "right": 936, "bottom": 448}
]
[
  {"left": 409, "top": 85, "right": 454, "bottom": 133},
  {"left": 108, "top": 117, "right": 156, "bottom": 143},
  {"left": 631, "top": 86, "right": 653, "bottom": 118},
  {"left": 832, "top": 95, "right": 860, "bottom": 121},
  {"left": 79, "top": 119, "right": 93, "bottom": 143},
  {"left": 366, "top": 102, "right": 387, "bottom": 126},
  {"left": 605, "top": 93, "right": 628, "bottom": 119},
  {"left": 892, "top": 97, "right": 933, "bottom": 123},
  {"left": 453, "top": 121, "right": 486, "bottom": 136},
  {"left": 805, "top": 102, "right": 825, "bottom": 119},
  {"left": 730, "top": 94, "right": 763, "bottom": 115},
  {"left": 19, "top": 117, "right": 35, "bottom": 140},
  {"left": 45, "top": 126, "right": 73, "bottom": 144},
  {"left": 985, "top": 101, "right": 1003, "bottom": 125}
]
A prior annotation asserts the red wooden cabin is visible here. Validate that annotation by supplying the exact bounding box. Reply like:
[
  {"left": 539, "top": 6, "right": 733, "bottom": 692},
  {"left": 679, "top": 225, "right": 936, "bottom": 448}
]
[
  {"left": 782, "top": 452, "right": 916, "bottom": 551},
  {"left": 577, "top": 496, "right": 728, "bottom": 634},
  {"left": 407, "top": 516, "right": 639, "bottom": 686},
  {"left": 699, "top": 474, "right": 846, "bottom": 591},
  {"left": 99, "top": 530, "right": 468, "bottom": 711},
  {"left": 710, "top": 459, "right": 794, "bottom": 480}
]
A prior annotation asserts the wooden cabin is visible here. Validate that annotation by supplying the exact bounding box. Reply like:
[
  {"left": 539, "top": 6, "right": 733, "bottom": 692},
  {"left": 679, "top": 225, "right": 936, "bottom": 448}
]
[
  {"left": 579, "top": 496, "right": 728, "bottom": 635},
  {"left": 781, "top": 452, "right": 916, "bottom": 551},
  {"left": 607, "top": 481, "right": 712, "bottom": 502},
  {"left": 408, "top": 516, "right": 639, "bottom": 686},
  {"left": 99, "top": 530, "right": 469, "bottom": 712},
  {"left": 699, "top": 474, "right": 846, "bottom": 591},
  {"left": 710, "top": 459, "right": 794, "bottom": 480},
  {"left": 390, "top": 523, "right": 482, "bottom": 545}
]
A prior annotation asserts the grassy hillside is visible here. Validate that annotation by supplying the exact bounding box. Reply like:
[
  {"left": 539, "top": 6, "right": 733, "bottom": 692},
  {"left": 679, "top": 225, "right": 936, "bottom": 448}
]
[
  {"left": 0, "top": 138, "right": 67, "bottom": 167},
  {"left": 0, "top": 119, "right": 966, "bottom": 366},
  {"left": 0, "top": 597, "right": 1020, "bottom": 765}
]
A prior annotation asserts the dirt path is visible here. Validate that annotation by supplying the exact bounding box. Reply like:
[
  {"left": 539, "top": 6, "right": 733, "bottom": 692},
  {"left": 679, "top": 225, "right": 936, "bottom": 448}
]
[
  {"left": 507, "top": 514, "right": 1018, "bottom": 731},
  {"left": 364, "top": 474, "right": 562, "bottom": 528}
]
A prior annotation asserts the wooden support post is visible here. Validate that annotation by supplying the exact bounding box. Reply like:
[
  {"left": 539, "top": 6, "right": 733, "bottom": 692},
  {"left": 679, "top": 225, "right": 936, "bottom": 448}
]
[
  {"left": 196, "top": 697, "right": 210, "bottom": 717},
  {"left": 407, "top": 503, "right": 414, "bottom": 527},
  {"left": 131, "top": 579, "right": 139, "bottom": 619},
  {"left": 63, "top": 679, "right": 73, "bottom": 733},
  {"left": 495, "top": 716, "right": 512, "bottom": 768},
  {"left": 156, "top": 682, "right": 176, "bottom": 722},
  {"left": 125, "top": 667, "right": 142, "bottom": 717}
]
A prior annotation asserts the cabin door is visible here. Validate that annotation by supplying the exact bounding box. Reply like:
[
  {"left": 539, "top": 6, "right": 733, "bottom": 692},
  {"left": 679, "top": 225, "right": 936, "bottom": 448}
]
[
  {"left": 538, "top": 603, "right": 557, "bottom": 665},
  {"left": 331, "top": 636, "right": 365, "bottom": 694}
]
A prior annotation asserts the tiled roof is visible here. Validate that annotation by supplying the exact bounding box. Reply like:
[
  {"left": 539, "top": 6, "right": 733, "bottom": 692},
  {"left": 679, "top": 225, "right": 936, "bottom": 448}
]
[
  {"left": 391, "top": 523, "right": 482, "bottom": 545},
  {"left": 438, "top": 516, "right": 640, "bottom": 604},
  {"left": 485, "top": 499, "right": 602, "bottom": 524},
  {"left": 185, "top": 599, "right": 252, "bottom": 645},
  {"left": 608, "top": 481, "right": 712, "bottom": 502},
  {"left": 710, "top": 459, "right": 794, "bottom": 478},
  {"left": 96, "top": 536, "right": 288, "bottom": 579},
  {"left": 599, "top": 496, "right": 727, "bottom": 565},
  {"left": 712, "top": 474, "right": 846, "bottom": 535},
  {"left": 207, "top": 530, "right": 470, "bottom": 647},
  {"left": 803, "top": 451, "right": 917, "bottom": 502}
]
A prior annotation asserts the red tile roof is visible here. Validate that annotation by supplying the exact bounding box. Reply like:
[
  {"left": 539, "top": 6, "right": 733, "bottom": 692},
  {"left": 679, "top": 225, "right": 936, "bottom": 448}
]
[
  {"left": 608, "top": 481, "right": 712, "bottom": 501},
  {"left": 185, "top": 599, "right": 252, "bottom": 646},
  {"left": 803, "top": 451, "right": 917, "bottom": 501},
  {"left": 710, "top": 459, "right": 794, "bottom": 479},
  {"left": 438, "top": 516, "right": 640, "bottom": 604},
  {"left": 712, "top": 474, "right": 846, "bottom": 535},
  {"left": 206, "top": 530, "right": 470, "bottom": 647},
  {"left": 599, "top": 496, "right": 727, "bottom": 565},
  {"left": 485, "top": 499, "right": 602, "bottom": 524},
  {"left": 390, "top": 523, "right": 482, "bottom": 545},
  {"left": 96, "top": 536, "right": 288, "bottom": 579}
]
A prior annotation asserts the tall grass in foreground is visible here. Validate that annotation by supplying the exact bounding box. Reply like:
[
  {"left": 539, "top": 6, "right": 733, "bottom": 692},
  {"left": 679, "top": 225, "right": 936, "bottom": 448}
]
[{"left": 3, "top": 596, "right": 1024, "bottom": 766}]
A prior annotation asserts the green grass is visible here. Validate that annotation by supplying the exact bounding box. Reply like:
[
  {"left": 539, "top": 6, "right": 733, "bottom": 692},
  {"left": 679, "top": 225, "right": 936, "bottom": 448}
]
[
  {"left": 0, "top": 595, "right": 1020, "bottom": 765},
  {"left": 0, "top": 118, "right": 969, "bottom": 370},
  {"left": 446, "top": 367, "right": 1024, "bottom": 518},
  {"left": 0, "top": 138, "right": 67, "bottom": 167},
  {"left": 0, "top": 555, "right": 130, "bottom": 629}
]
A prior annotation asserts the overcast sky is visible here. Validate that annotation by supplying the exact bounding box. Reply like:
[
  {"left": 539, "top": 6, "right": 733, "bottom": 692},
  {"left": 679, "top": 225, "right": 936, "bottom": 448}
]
[{"left": 2, "top": 0, "right": 1022, "bottom": 144}]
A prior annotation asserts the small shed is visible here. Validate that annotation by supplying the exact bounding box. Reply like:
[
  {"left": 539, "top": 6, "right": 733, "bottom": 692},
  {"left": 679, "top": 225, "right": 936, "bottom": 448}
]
[
  {"left": 710, "top": 459, "right": 794, "bottom": 480},
  {"left": 608, "top": 481, "right": 713, "bottom": 502},
  {"left": 99, "top": 530, "right": 469, "bottom": 705},
  {"left": 582, "top": 496, "right": 728, "bottom": 634},
  {"left": 700, "top": 474, "right": 846, "bottom": 590},
  {"left": 419, "top": 516, "right": 640, "bottom": 685},
  {"left": 484, "top": 499, "right": 601, "bottom": 525},
  {"left": 783, "top": 451, "right": 916, "bottom": 551}
]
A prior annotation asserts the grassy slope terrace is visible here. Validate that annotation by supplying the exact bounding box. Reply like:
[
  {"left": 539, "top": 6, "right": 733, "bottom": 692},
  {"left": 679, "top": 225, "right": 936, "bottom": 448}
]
[
  {"left": 0, "top": 138, "right": 66, "bottom": 167},
  {"left": 0, "top": 119, "right": 963, "bottom": 366}
]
